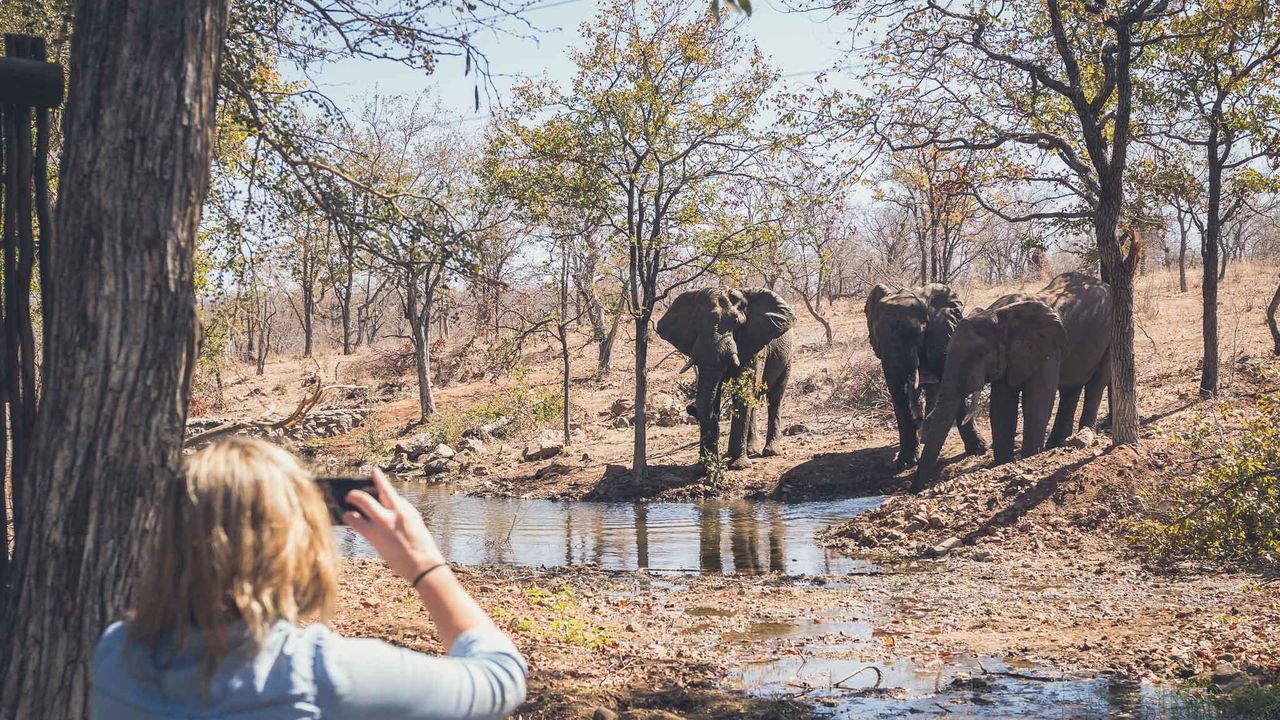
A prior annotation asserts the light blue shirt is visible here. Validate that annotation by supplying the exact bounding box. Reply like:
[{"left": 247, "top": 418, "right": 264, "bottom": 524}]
[{"left": 91, "top": 620, "right": 527, "bottom": 719}]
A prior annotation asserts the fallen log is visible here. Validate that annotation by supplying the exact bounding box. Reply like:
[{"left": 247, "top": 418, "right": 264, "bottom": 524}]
[{"left": 184, "top": 378, "right": 366, "bottom": 446}]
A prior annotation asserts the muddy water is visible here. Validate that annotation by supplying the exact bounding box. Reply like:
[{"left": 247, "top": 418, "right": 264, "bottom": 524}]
[
  {"left": 731, "top": 653, "right": 1217, "bottom": 718},
  {"left": 335, "top": 482, "right": 884, "bottom": 575},
  {"left": 337, "top": 483, "right": 1221, "bottom": 718}
]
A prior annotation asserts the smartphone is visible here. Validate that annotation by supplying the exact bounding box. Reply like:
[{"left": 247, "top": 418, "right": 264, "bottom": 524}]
[{"left": 316, "top": 476, "right": 378, "bottom": 525}]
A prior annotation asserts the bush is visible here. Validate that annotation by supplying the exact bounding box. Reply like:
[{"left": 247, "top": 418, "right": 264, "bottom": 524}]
[
  {"left": 1127, "top": 394, "right": 1280, "bottom": 571},
  {"left": 413, "top": 367, "right": 564, "bottom": 448},
  {"left": 367, "top": 342, "right": 416, "bottom": 381}
]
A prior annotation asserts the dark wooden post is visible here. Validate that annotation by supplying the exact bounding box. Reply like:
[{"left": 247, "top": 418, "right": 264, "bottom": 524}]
[{"left": 0, "top": 34, "right": 63, "bottom": 588}]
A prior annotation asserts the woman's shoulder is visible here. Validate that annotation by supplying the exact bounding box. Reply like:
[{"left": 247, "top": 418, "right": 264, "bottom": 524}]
[{"left": 93, "top": 621, "right": 130, "bottom": 664}]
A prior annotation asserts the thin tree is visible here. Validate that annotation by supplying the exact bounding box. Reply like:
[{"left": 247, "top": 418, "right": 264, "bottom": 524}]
[{"left": 842, "top": 0, "right": 1177, "bottom": 445}]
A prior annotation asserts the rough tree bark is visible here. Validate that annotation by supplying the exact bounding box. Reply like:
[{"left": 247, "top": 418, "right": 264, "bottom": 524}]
[{"left": 0, "top": 0, "right": 230, "bottom": 716}]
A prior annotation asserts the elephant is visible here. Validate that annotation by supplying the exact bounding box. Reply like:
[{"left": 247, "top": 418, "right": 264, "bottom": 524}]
[
  {"left": 865, "top": 283, "right": 988, "bottom": 470},
  {"left": 655, "top": 287, "right": 795, "bottom": 472},
  {"left": 914, "top": 272, "right": 1112, "bottom": 492}
]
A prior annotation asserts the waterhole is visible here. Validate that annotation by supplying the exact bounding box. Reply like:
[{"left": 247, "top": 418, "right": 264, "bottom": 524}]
[{"left": 335, "top": 482, "right": 885, "bottom": 575}]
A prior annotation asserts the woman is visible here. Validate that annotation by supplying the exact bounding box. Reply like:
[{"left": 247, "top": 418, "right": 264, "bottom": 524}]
[{"left": 92, "top": 437, "right": 526, "bottom": 719}]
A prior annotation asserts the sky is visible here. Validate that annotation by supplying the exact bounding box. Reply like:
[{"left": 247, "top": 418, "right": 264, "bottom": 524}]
[{"left": 307, "top": 0, "right": 861, "bottom": 125}]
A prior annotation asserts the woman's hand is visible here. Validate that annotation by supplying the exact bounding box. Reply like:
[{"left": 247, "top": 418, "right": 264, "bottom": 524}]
[{"left": 344, "top": 468, "right": 445, "bottom": 581}]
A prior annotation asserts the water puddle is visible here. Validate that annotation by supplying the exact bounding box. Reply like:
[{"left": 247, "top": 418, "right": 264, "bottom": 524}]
[
  {"left": 335, "top": 482, "right": 885, "bottom": 575},
  {"left": 732, "top": 654, "right": 1221, "bottom": 718}
]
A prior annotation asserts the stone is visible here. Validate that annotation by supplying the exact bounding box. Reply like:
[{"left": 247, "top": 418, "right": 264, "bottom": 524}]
[
  {"left": 1209, "top": 661, "right": 1249, "bottom": 690},
  {"left": 607, "top": 398, "right": 633, "bottom": 418},
  {"left": 783, "top": 423, "right": 811, "bottom": 436},
  {"left": 1065, "top": 427, "right": 1096, "bottom": 449},
  {"left": 394, "top": 433, "right": 437, "bottom": 457},
  {"left": 929, "top": 536, "right": 963, "bottom": 556},
  {"left": 523, "top": 431, "right": 564, "bottom": 461},
  {"left": 433, "top": 443, "right": 456, "bottom": 459},
  {"left": 611, "top": 415, "right": 632, "bottom": 429},
  {"left": 423, "top": 458, "right": 452, "bottom": 476},
  {"left": 459, "top": 437, "right": 485, "bottom": 455},
  {"left": 593, "top": 710, "right": 619, "bottom": 720}
]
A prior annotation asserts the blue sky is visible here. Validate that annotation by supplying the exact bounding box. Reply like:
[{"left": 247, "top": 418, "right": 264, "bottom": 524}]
[{"left": 309, "top": 0, "right": 860, "bottom": 123}]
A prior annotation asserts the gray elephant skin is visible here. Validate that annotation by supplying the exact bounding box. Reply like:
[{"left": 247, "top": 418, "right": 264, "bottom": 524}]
[
  {"left": 865, "top": 283, "right": 988, "bottom": 471},
  {"left": 655, "top": 287, "right": 795, "bottom": 471},
  {"left": 914, "top": 272, "right": 1112, "bottom": 491}
]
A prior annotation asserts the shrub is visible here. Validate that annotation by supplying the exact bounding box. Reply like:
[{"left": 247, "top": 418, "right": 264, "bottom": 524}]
[
  {"left": 1127, "top": 394, "right": 1280, "bottom": 571},
  {"left": 367, "top": 342, "right": 416, "bottom": 381},
  {"left": 413, "top": 367, "right": 564, "bottom": 448}
]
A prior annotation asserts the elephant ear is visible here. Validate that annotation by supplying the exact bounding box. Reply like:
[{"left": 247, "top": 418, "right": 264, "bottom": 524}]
[
  {"left": 736, "top": 288, "right": 794, "bottom": 360},
  {"left": 997, "top": 300, "right": 1067, "bottom": 388},
  {"left": 865, "top": 284, "right": 892, "bottom": 358},
  {"left": 921, "top": 284, "right": 963, "bottom": 367},
  {"left": 656, "top": 289, "right": 707, "bottom": 356}
]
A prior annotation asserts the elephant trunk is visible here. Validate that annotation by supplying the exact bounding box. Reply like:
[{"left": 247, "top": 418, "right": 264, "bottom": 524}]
[
  {"left": 694, "top": 368, "right": 724, "bottom": 466},
  {"left": 913, "top": 383, "right": 966, "bottom": 492}
]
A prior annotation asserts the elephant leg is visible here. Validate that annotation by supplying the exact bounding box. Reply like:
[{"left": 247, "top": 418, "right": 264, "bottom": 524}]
[
  {"left": 886, "top": 374, "right": 920, "bottom": 469},
  {"left": 1079, "top": 348, "right": 1111, "bottom": 429},
  {"left": 1047, "top": 385, "right": 1082, "bottom": 449},
  {"left": 989, "top": 383, "right": 1019, "bottom": 465},
  {"left": 762, "top": 366, "right": 789, "bottom": 457},
  {"left": 1019, "top": 361, "right": 1059, "bottom": 459}
]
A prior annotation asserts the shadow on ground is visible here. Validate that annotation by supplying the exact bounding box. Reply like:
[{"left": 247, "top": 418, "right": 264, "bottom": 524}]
[{"left": 769, "top": 444, "right": 909, "bottom": 500}]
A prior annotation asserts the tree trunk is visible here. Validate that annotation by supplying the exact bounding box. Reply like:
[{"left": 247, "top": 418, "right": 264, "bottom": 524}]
[
  {"left": 341, "top": 263, "right": 354, "bottom": 355},
  {"left": 559, "top": 249, "right": 571, "bottom": 446},
  {"left": 0, "top": 0, "right": 229, "bottom": 715},
  {"left": 301, "top": 281, "right": 314, "bottom": 358},
  {"left": 1201, "top": 143, "right": 1222, "bottom": 397},
  {"left": 632, "top": 312, "right": 649, "bottom": 484},
  {"left": 1177, "top": 213, "right": 1189, "bottom": 293},
  {"left": 1097, "top": 197, "right": 1140, "bottom": 445},
  {"left": 1268, "top": 279, "right": 1280, "bottom": 356},
  {"left": 405, "top": 275, "right": 437, "bottom": 420}
]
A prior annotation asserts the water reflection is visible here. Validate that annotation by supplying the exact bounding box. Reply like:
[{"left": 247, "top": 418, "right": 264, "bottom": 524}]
[{"left": 335, "top": 483, "right": 883, "bottom": 575}]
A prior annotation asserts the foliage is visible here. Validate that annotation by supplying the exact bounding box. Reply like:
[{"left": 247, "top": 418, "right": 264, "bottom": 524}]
[
  {"left": 414, "top": 367, "right": 563, "bottom": 448},
  {"left": 1127, "top": 394, "right": 1280, "bottom": 570},
  {"left": 356, "top": 427, "right": 391, "bottom": 466}
]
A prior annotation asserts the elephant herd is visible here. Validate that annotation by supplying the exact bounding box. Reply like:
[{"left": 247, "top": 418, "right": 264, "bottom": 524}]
[{"left": 656, "top": 272, "right": 1113, "bottom": 493}]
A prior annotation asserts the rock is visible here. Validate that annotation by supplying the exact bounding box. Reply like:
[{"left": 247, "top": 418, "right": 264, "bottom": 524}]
[
  {"left": 523, "top": 432, "right": 564, "bottom": 461},
  {"left": 654, "top": 412, "right": 680, "bottom": 427},
  {"left": 783, "top": 423, "right": 811, "bottom": 436},
  {"left": 929, "top": 536, "right": 963, "bottom": 556},
  {"left": 1209, "top": 661, "right": 1249, "bottom": 690},
  {"left": 423, "top": 458, "right": 452, "bottom": 476},
  {"left": 611, "top": 415, "right": 632, "bottom": 429},
  {"left": 433, "top": 443, "right": 456, "bottom": 459},
  {"left": 593, "top": 710, "right": 619, "bottom": 720},
  {"left": 1065, "top": 427, "right": 1096, "bottom": 449},
  {"left": 459, "top": 437, "right": 485, "bottom": 455},
  {"left": 536, "top": 463, "right": 574, "bottom": 479},
  {"left": 394, "top": 433, "right": 437, "bottom": 457}
]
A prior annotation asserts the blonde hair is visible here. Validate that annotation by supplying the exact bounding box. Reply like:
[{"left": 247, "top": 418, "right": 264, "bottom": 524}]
[{"left": 129, "top": 437, "right": 337, "bottom": 688}]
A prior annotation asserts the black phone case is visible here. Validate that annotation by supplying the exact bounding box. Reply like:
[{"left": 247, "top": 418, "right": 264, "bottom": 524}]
[{"left": 316, "top": 477, "right": 377, "bottom": 525}]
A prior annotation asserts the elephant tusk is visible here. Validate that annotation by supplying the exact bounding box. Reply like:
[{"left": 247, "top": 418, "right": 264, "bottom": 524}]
[
  {"left": 678, "top": 356, "right": 696, "bottom": 374},
  {"left": 765, "top": 311, "right": 789, "bottom": 329}
]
